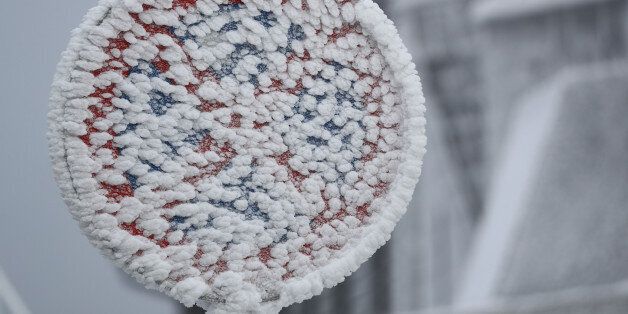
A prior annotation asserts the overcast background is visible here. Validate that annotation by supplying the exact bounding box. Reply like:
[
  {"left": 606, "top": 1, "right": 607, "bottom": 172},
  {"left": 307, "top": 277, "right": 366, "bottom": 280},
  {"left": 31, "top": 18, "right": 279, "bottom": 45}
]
[{"left": 0, "top": 1, "right": 178, "bottom": 313}]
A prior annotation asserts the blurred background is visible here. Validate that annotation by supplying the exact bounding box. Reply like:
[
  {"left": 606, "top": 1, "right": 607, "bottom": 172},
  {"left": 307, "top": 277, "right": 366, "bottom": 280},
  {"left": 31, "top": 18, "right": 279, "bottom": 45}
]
[{"left": 2, "top": 0, "right": 628, "bottom": 313}]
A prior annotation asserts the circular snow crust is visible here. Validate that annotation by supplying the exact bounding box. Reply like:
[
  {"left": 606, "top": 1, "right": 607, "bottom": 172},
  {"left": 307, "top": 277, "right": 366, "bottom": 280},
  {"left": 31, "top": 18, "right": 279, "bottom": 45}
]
[{"left": 48, "top": 0, "right": 425, "bottom": 312}]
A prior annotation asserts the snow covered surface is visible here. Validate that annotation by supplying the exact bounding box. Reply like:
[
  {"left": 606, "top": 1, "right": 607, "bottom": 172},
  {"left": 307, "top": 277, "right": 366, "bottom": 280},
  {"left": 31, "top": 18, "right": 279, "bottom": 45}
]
[
  {"left": 457, "top": 61, "right": 628, "bottom": 311},
  {"left": 456, "top": 59, "right": 567, "bottom": 310},
  {"left": 420, "top": 279, "right": 628, "bottom": 314},
  {"left": 472, "top": 0, "right": 616, "bottom": 23},
  {"left": 496, "top": 62, "right": 628, "bottom": 297},
  {"left": 392, "top": 0, "right": 467, "bottom": 11},
  {"left": 48, "top": 0, "right": 425, "bottom": 312}
]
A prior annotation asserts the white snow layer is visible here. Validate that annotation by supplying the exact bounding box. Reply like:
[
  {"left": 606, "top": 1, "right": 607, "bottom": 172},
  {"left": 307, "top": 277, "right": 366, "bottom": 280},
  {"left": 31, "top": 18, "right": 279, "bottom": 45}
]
[
  {"left": 48, "top": 0, "right": 425, "bottom": 312},
  {"left": 473, "top": 0, "right": 615, "bottom": 23}
]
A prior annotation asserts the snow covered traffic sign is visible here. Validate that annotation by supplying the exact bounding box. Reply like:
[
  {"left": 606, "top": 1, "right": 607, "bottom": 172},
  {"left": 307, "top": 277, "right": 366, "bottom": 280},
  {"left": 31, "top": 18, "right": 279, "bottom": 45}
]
[{"left": 48, "top": 0, "right": 425, "bottom": 312}]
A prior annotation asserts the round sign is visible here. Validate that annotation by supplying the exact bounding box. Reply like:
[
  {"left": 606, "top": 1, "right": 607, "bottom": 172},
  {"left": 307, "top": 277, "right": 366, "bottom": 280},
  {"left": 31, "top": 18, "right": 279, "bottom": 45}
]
[{"left": 49, "top": 0, "right": 425, "bottom": 312}]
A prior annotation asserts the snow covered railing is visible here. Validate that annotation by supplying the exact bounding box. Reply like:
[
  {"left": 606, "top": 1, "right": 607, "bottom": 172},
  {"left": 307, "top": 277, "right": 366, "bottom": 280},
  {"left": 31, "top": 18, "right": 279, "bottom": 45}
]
[
  {"left": 472, "top": 0, "right": 617, "bottom": 24},
  {"left": 406, "top": 279, "right": 628, "bottom": 314},
  {"left": 392, "top": 0, "right": 468, "bottom": 11}
]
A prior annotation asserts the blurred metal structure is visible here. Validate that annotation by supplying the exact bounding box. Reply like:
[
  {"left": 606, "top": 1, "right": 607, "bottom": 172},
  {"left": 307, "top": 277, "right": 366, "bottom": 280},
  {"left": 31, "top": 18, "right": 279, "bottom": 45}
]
[{"left": 473, "top": 0, "right": 627, "bottom": 158}]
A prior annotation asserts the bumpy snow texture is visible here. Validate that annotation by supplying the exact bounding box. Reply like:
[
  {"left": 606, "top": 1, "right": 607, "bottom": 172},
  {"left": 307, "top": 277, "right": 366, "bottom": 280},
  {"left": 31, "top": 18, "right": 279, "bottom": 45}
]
[{"left": 48, "top": 0, "right": 425, "bottom": 312}]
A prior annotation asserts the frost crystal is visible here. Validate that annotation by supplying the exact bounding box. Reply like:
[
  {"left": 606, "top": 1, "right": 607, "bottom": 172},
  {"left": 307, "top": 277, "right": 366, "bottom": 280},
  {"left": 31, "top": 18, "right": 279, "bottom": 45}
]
[{"left": 48, "top": 0, "right": 425, "bottom": 312}]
